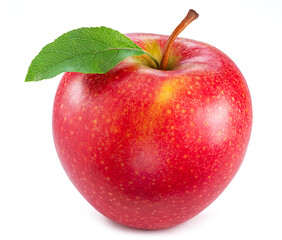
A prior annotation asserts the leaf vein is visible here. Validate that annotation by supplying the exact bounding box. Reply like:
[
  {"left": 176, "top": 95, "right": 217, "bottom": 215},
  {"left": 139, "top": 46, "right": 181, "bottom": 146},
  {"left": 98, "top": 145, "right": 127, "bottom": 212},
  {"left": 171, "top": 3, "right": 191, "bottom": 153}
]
[{"left": 33, "top": 48, "right": 145, "bottom": 74}]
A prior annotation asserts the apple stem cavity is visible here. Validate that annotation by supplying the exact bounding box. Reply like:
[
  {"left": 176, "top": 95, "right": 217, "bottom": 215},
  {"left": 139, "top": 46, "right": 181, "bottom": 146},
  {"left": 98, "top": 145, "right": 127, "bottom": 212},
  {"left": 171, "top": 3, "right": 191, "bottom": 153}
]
[{"left": 159, "top": 9, "right": 199, "bottom": 70}]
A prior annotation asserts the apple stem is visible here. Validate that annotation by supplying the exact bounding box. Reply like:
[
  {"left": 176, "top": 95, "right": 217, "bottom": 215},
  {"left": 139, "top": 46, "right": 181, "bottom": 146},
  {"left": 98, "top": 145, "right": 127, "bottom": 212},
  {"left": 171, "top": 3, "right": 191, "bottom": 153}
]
[{"left": 159, "top": 9, "right": 199, "bottom": 70}]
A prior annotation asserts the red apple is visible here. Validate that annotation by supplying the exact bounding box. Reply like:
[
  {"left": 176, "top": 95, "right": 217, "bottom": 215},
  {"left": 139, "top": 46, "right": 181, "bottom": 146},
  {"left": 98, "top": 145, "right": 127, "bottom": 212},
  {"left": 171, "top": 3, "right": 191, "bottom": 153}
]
[{"left": 52, "top": 28, "right": 252, "bottom": 229}]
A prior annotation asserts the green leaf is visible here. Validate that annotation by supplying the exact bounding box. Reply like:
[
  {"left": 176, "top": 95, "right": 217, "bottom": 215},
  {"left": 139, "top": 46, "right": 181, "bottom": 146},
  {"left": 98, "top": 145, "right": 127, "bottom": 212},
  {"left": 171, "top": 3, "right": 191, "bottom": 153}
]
[{"left": 25, "top": 27, "right": 159, "bottom": 82}]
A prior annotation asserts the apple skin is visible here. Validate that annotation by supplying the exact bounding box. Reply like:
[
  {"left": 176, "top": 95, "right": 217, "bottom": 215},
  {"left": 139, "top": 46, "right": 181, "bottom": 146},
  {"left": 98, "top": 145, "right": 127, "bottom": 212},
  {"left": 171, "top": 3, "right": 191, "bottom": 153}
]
[{"left": 52, "top": 33, "right": 252, "bottom": 229}]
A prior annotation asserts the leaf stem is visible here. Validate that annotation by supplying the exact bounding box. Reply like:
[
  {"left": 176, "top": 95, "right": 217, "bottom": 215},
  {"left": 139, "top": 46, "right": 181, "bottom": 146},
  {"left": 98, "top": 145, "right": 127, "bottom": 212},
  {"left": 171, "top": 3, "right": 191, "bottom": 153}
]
[
  {"left": 144, "top": 51, "right": 160, "bottom": 69},
  {"left": 159, "top": 9, "right": 199, "bottom": 70}
]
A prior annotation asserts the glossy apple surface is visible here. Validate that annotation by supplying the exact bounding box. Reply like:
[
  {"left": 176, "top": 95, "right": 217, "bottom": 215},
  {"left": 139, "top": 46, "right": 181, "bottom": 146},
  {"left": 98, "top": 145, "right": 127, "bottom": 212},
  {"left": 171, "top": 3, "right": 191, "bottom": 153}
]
[{"left": 52, "top": 33, "right": 252, "bottom": 229}]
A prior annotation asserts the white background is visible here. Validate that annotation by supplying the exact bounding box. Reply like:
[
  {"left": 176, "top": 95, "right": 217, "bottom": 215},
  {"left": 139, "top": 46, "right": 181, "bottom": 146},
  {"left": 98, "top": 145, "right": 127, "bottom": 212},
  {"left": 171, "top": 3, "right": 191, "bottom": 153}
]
[{"left": 1, "top": 0, "right": 282, "bottom": 239}]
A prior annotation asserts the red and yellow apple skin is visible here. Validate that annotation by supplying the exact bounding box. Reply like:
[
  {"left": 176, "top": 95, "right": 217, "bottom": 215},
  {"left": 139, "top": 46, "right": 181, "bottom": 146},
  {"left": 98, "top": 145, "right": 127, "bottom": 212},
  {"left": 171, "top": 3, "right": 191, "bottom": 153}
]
[{"left": 52, "top": 33, "right": 252, "bottom": 229}]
